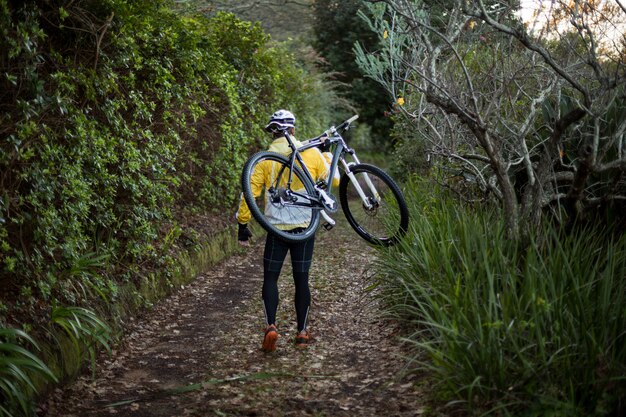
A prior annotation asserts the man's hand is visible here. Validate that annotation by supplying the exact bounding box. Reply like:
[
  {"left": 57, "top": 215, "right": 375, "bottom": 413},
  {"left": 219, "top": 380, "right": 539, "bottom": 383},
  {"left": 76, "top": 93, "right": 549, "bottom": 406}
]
[
  {"left": 238, "top": 223, "right": 252, "bottom": 246},
  {"left": 318, "top": 133, "right": 331, "bottom": 152}
]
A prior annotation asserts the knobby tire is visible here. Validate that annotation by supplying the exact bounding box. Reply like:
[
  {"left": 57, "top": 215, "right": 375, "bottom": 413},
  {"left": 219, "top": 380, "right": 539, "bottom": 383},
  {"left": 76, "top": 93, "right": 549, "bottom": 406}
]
[{"left": 339, "top": 164, "right": 409, "bottom": 246}]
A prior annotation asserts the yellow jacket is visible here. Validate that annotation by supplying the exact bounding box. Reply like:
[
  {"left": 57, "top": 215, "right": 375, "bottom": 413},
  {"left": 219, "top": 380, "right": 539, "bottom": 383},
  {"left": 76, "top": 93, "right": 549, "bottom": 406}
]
[{"left": 236, "top": 136, "right": 339, "bottom": 230}]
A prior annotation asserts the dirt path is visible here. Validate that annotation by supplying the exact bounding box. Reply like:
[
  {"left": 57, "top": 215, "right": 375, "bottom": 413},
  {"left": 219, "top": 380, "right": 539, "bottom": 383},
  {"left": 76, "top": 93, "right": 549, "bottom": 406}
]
[{"left": 45, "top": 220, "right": 426, "bottom": 416}]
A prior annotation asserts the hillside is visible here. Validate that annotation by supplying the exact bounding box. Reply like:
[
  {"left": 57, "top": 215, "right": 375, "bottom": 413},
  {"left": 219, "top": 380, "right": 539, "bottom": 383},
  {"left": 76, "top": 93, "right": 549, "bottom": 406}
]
[{"left": 195, "top": 0, "right": 315, "bottom": 41}]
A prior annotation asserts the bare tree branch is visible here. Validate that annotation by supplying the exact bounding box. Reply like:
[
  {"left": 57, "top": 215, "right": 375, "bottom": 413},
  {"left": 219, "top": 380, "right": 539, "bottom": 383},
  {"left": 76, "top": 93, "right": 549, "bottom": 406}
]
[
  {"left": 468, "top": 0, "right": 591, "bottom": 107},
  {"left": 355, "top": 0, "right": 626, "bottom": 235}
]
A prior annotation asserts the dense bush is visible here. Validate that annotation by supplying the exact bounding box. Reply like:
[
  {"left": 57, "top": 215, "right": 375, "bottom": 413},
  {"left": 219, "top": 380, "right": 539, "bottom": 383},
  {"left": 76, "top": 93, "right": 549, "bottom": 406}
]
[
  {"left": 374, "top": 179, "right": 626, "bottom": 416},
  {"left": 0, "top": 0, "right": 339, "bottom": 323}
]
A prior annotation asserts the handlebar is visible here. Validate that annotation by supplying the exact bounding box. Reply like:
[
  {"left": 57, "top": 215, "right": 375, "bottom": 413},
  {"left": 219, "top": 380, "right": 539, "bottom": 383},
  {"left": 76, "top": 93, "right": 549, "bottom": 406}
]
[
  {"left": 320, "top": 114, "right": 359, "bottom": 139},
  {"left": 335, "top": 115, "right": 359, "bottom": 132},
  {"left": 304, "top": 115, "right": 359, "bottom": 148}
]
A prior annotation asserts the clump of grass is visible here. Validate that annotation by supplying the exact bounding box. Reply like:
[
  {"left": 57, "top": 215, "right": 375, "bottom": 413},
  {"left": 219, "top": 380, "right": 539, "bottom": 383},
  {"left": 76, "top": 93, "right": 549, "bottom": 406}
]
[
  {"left": 51, "top": 306, "right": 113, "bottom": 379},
  {"left": 0, "top": 328, "right": 57, "bottom": 417},
  {"left": 375, "top": 181, "right": 626, "bottom": 416}
]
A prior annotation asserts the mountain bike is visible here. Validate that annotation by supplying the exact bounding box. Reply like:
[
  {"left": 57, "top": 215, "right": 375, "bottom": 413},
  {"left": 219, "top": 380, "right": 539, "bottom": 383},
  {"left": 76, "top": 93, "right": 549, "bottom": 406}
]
[{"left": 241, "top": 115, "right": 409, "bottom": 246}]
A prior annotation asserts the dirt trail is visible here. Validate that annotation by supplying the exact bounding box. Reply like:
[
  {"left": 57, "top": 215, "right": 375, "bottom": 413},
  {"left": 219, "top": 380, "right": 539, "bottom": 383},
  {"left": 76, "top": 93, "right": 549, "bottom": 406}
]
[{"left": 45, "top": 220, "right": 426, "bottom": 416}]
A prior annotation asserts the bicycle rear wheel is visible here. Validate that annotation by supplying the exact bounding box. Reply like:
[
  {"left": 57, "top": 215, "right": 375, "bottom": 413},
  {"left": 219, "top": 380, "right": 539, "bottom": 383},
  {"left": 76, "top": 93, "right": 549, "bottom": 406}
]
[
  {"left": 241, "top": 151, "right": 320, "bottom": 243},
  {"left": 339, "top": 164, "right": 409, "bottom": 246}
]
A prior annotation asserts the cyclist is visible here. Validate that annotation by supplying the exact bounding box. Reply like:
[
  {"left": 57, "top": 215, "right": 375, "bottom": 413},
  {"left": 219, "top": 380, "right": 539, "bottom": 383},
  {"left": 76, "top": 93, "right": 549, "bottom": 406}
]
[{"left": 236, "top": 109, "right": 338, "bottom": 352}]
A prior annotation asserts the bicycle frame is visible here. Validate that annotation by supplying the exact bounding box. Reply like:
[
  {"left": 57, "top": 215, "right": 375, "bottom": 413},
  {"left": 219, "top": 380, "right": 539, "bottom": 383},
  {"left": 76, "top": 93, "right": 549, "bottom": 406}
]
[{"left": 281, "top": 127, "right": 379, "bottom": 213}]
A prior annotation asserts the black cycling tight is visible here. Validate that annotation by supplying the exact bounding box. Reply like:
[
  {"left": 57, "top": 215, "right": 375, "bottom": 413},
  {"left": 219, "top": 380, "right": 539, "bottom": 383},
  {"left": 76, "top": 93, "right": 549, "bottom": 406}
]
[{"left": 262, "top": 231, "right": 315, "bottom": 332}]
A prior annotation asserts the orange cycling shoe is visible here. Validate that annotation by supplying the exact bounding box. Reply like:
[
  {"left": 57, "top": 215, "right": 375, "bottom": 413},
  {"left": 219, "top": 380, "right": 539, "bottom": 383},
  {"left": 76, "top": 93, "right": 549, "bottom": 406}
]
[
  {"left": 262, "top": 324, "right": 279, "bottom": 352},
  {"left": 295, "top": 330, "right": 311, "bottom": 348}
]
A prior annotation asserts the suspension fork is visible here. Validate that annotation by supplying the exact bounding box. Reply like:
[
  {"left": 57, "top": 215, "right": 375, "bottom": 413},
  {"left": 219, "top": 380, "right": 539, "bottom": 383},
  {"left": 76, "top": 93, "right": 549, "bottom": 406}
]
[
  {"left": 341, "top": 157, "right": 378, "bottom": 210},
  {"left": 350, "top": 154, "right": 380, "bottom": 200}
]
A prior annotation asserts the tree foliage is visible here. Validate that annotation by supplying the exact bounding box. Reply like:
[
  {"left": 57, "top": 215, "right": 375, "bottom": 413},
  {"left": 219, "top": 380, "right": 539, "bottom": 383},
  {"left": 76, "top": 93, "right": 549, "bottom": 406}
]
[
  {"left": 355, "top": 0, "right": 626, "bottom": 237},
  {"left": 313, "top": 0, "right": 393, "bottom": 145}
]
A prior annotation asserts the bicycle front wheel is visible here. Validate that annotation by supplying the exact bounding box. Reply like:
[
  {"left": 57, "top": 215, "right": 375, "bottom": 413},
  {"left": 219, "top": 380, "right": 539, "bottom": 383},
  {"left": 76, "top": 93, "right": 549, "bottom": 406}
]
[
  {"left": 241, "top": 151, "right": 320, "bottom": 243},
  {"left": 339, "top": 164, "right": 409, "bottom": 246}
]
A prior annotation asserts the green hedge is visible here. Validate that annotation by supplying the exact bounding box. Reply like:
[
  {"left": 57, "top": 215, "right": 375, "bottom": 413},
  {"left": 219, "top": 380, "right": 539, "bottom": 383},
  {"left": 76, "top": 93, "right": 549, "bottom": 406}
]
[{"left": 0, "top": 0, "right": 338, "bottom": 321}]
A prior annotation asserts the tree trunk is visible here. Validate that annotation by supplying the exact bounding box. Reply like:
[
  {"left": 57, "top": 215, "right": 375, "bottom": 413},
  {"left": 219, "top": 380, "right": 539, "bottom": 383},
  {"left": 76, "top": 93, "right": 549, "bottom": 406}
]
[
  {"left": 481, "top": 131, "right": 520, "bottom": 239},
  {"left": 522, "top": 108, "right": 587, "bottom": 229}
]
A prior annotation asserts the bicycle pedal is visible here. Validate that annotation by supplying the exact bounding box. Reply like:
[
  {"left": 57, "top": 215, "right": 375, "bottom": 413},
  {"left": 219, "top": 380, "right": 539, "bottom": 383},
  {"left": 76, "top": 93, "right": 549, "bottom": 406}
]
[{"left": 322, "top": 222, "right": 334, "bottom": 231}]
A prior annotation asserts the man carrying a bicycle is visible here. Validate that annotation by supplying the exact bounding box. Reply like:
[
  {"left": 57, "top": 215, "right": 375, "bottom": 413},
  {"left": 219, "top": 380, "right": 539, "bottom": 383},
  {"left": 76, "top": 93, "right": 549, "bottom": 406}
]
[{"left": 236, "top": 109, "right": 338, "bottom": 353}]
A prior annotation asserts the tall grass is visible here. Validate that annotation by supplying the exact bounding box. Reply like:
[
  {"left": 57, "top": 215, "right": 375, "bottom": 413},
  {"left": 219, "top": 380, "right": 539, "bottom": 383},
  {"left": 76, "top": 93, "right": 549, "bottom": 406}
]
[
  {"left": 375, "top": 181, "right": 626, "bottom": 416},
  {"left": 0, "top": 308, "right": 113, "bottom": 416},
  {"left": 0, "top": 328, "right": 57, "bottom": 417}
]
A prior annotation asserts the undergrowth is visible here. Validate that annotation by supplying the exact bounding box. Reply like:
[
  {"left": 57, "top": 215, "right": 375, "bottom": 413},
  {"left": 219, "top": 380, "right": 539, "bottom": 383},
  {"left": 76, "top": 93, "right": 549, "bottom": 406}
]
[{"left": 374, "top": 179, "right": 626, "bottom": 416}]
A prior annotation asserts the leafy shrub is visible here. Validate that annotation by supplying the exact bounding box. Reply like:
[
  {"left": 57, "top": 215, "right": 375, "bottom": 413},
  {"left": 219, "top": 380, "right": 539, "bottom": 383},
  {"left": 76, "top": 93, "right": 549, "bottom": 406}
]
[
  {"left": 0, "top": 1, "right": 348, "bottom": 412},
  {"left": 374, "top": 179, "right": 626, "bottom": 416},
  {"left": 0, "top": 2, "right": 348, "bottom": 412},
  {"left": 0, "top": 0, "right": 342, "bottom": 315}
]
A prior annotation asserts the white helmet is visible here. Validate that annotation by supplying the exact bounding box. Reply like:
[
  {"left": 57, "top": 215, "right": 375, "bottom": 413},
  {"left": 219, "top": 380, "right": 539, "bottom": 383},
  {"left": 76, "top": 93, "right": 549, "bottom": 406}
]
[{"left": 265, "top": 109, "right": 296, "bottom": 133}]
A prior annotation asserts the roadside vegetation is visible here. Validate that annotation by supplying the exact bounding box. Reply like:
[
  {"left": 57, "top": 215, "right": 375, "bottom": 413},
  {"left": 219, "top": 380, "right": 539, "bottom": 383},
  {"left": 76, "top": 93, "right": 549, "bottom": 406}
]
[
  {"left": 356, "top": 1, "right": 626, "bottom": 237},
  {"left": 374, "top": 181, "right": 626, "bottom": 415},
  {"left": 356, "top": 1, "right": 626, "bottom": 415}
]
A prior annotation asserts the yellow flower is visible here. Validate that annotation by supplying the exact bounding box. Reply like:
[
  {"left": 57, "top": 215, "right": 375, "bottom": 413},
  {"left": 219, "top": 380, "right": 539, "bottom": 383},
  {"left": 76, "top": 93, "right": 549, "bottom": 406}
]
[
  {"left": 383, "top": 30, "right": 388, "bottom": 39},
  {"left": 468, "top": 20, "right": 476, "bottom": 29},
  {"left": 397, "top": 97, "right": 405, "bottom": 106}
]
